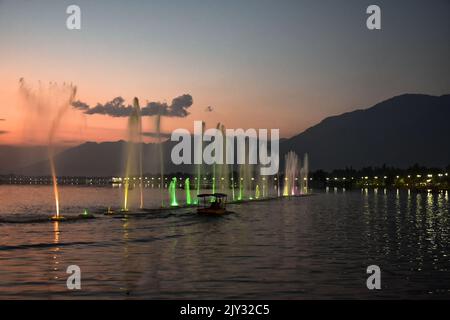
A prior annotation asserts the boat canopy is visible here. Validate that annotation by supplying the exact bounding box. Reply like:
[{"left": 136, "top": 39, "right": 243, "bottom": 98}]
[{"left": 197, "top": 193, "right": 228, "bottom": 209}]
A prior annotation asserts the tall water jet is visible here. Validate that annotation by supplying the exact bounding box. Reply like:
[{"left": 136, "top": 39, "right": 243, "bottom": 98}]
[
  {"left": 301, "top": 153, "right": 309, "bottom": 194},
  {"left": 18, "top": 79, "right": 77, "bottom": 220},
  {"left": 169, "top": 177, "right": 178, "bottom": 207},
  {"left": 255, "top": 184, "right": 260, "bottom": 199},
  {"left": 283, "top": 151, "right": 299, "bottom": 196},
  {"left": 276, "top": 173, "right": 281, "bottom": 197},
  {"left": 238, "top": 177, "right": 244, "bottom": 200},
  {"left": 261, "top": 177, "right": 267, "bottom": 198},
  {"left": 220, "top": 124, "right": 230, "bottom": 195},
  {"left": 155, "top": 113, "right": 165, "bottom": 207},
  {"left": 123, "top": 98, "right": 143, "bottom": 211},
  {"left": 194, "top": 121, "right": 205, "bottom": 204},
  {"left": 211, "top": 122, "right": 221, "bottom": 194},
  {"left": 48, "top": 88, "right": 77, "bottom": 220},
  {"left": 185, "top": 178, "right": 192, "bottom": 205},
  {"left": 231, "top": 176, "right": 236, "bottom": 200},
  {"left": 238, "top": 137, "right": 252, "bottom": 200}
]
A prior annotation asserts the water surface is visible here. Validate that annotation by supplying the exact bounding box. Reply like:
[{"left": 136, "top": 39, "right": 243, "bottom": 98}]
[{"left": 0, "top": 186, "right": 449, "bottom": 299}]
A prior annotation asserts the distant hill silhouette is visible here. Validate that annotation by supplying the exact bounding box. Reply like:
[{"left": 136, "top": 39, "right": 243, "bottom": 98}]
[
  {"left": 0, "top": 145, "right": 63, "bottom": 174},
  {"left": 1, "top": 93, "right": 449, "bottom": 176},
  {"left": 281, "top": 94, "right": 450, "bottom": 170}
]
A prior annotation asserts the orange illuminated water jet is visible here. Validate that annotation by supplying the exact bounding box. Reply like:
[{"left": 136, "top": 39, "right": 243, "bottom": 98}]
[{"left": 18, "top": 78, "right": 77, "bottom": 220}]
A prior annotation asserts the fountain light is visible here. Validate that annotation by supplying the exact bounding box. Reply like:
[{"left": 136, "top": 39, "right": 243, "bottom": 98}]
[
  {"left": 185, "top": 178, "right": 192, "bottom": 205},
  {"left": 50, "top": 215, "right": 65, "bottom": 222},
  {"left": 79, "top": 209, "right": 95, "bottom": 219},
  {"left": 169, "top": 177, "right": 178, "bottom": 207}
]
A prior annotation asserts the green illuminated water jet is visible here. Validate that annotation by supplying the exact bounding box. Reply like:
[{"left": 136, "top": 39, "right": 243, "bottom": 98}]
[
  {"left": 238, "top": 178, "right": 243, "bottom": 201},
  {"left": 169, "top": 177, "right": 178, "bottom": 207},
  {"left": 185, "top": 178, "right": 191, "bottom": 205}
]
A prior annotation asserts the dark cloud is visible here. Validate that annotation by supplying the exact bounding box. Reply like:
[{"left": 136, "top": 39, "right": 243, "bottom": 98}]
[
  {"left": 141, "top": 94, "right": 193, "bottom": 117},
  {"left": 0, "top": 130, "right": 8, "bottom": 135},
  {"left": 140, "top": 101, "right": 169, "bottom": 117},
  {"left": 168, "top": 94, "right": 193, "bottom": 117},
  {"left": 205, "top": 106, "right": 214, "bottom": 112},
  {"left": 83, "top": 97, "right": 133, "bottom": 117},
  {"left": 71, "top": 101, "right": 89, "bottom": 111},
  {"left": 72, "top": 94, "right": 193, "bottom": 118}
]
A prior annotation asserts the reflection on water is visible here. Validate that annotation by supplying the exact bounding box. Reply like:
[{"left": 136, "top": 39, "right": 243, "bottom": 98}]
[{"left": 0, "top": 186, "right": 449, "bottom": 299}]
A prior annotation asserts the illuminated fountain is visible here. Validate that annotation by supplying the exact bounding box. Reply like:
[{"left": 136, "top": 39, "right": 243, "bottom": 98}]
[
  {"left": 169, "top": 177, "right": 178, "bottom": 207},
  {"left": 18, "top": 79, "right": 77, "bottom": 221},
  {"left": 79, "top": 208, "right": 95, "bottom": 219},
  {"left": 238, "top": 137, "right": 253, "bottom": 200},
  {"left": 211, "top": 122, "right": 221, "bottom": 194},
  {"left": 194, "top": 122, "right": 205, "bottom": 204},
  {"left": 155, "top": 113, "right": 165, "bottom": 207},
  {"left": 219, "top": 124, "right": 230, "bottom": 194},
  {"left": 261, "top": 177, "right": 268, "bottom": 198},
  {"left": 255, "top": 184, "right": 260, "bottom": 199},
  {"left": 300, "top": 153, "right": 309, "bottom": 194},
  {"left": 283, "top": 151, "right": 299, "bottom": 196},
  {"left": 283, "top": 151, "right": 309, "bottom": 196},
  {"left": 185, "top": 178, "right": 192, "bottom": 205},
  {"left": 49, "top": 88, "right": 77, "bottom": 220},
  {"left": 122, "top": 98, "right": 143, "bottom": 211}
]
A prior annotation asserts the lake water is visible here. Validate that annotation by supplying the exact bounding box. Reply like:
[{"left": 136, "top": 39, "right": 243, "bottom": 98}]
[{"left": 0, "top": 185, "right": 449, "bottom": 299}]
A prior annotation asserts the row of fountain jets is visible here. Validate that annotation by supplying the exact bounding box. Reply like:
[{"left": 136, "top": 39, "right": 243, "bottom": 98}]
[{"left": 122, "top": 98, "right": 309, "bottom": 211}]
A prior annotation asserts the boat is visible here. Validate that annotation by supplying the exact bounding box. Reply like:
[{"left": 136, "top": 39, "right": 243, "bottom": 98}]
[{"left": 196, "top": 193, "right": 230, "bottom": 215}]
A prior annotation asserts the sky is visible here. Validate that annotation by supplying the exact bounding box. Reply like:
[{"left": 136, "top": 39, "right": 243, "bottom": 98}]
[{"left": 0, "top": 0, "right": 449, "bottom": 145}]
